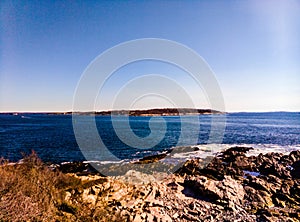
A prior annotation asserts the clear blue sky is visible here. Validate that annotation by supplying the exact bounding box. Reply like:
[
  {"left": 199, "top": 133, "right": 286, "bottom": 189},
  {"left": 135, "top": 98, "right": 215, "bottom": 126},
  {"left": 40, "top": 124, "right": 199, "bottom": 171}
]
[{"left": 1, "top": 0, "right": 299, "bottom": 112}]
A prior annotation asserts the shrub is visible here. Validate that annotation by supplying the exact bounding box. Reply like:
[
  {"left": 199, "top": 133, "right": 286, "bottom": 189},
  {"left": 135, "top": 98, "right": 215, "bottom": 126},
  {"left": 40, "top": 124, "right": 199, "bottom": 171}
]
[
  {"left": 0, "top": 152, "right": 124, "bottom": 221},
  {"left": 0, "top": 152, "right": 81, "bottom": 221}
]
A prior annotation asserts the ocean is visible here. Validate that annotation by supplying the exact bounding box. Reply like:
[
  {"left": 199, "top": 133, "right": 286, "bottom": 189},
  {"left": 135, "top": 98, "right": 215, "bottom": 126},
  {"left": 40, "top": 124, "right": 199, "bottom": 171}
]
[{"left": 0, "top": 112, "right": 299, "bottom": 163}]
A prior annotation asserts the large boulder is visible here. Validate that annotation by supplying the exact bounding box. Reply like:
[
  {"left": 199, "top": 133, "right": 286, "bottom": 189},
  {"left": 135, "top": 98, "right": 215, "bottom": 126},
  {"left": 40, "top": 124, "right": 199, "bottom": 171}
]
[{"left": 184, "top": 175, "right": 245, "bottom": 209}]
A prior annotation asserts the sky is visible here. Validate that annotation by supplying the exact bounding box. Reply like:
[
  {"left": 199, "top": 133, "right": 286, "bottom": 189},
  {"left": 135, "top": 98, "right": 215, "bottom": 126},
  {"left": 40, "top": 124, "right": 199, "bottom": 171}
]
[{"left": 1, "top": 0, "right": 299, "bottom": 112}]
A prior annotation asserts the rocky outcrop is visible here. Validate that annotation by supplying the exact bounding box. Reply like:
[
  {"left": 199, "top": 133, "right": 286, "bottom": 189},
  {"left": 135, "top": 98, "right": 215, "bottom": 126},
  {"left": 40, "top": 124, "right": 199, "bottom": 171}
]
[
  {"left": 184, "top": 175, "right": 245, "bottom": 209},
  {"left": 59, "top": 147, "right": 300, "bottom": 221},
  {"left": 178, "top": 147, "right": 300, "bottom": 221}
]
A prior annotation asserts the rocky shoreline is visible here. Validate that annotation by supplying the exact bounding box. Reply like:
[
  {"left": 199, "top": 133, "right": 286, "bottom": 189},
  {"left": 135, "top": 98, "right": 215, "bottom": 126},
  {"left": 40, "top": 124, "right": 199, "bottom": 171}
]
[{"left": 57, "top": 147, "right": 300, "bottom": 221}]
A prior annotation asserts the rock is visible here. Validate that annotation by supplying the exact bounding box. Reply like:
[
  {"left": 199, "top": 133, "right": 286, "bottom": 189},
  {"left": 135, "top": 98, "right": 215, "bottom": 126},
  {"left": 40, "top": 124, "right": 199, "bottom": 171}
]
[
  {"left": 289, "top": 150, "right": 300, "bottom": 162},
  {"left": 55, "top": 147, "right": 300, "bottom": 222},
  {"left": 266, "top": 174, "right": 282, "bottom": 193},
  {"left": 64, "top": 191, "right": 71, "bottom": 202},
  {"left": 259, "top": 161, "right": 291, "bottom": 179},
  {"left": 280, "top": 179, "right": 294, "bottom": 195},
  {"left": 187, "top": 208, "right": 198, "bottom": 215},
  {"left": 244, "top": 186, "right": 274, "bottom": 209},
  {"left": 172, "top": 212, "right": 179, "bottom": 219},
  {"left": 146, "top": 213, "right": 154, "bottom": 221},
  {"left": 161, "top": 214, "right": 172, "bottom": 222},
  {"left": 133, "top": 214, "right": 142, "bottom": 222},
  {"left": 182, "top": 213, "right": 200, "bottom": 221},
  {"left": 82, "top": 188, "right": 97, "bottom": 205},
  {"left": 175, "top": 158, "right": 203, "bottom": 176},
  {"left": 291, "top": 160, "right": 300, "bottom": 179},
  {"left": 220, "top": 146, "right": 253, "bottom": 162},
  {"left": 184, "top": 175, "right": 244, "bottom": 207},
  {"left": 134, "top": 153, "right": 167, "bottom": 164},
  {"left": 247, "top": 175, "right": 271, "bottom": 193},
  {"left": 199, "top": 157, "right": 245, "bottom": 180},
  {"left": 57, "top": 161, "right": 102, "bottom": 175}
]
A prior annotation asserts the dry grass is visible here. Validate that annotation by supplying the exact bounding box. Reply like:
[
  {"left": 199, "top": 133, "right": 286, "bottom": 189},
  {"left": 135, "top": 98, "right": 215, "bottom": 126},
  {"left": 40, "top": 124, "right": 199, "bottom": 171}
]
[
  {"left": 0, "top": 153, "right": 59, "bottom": 221},
  {"left": 0, "top": 152, "right": 121, "bottom": 221}
]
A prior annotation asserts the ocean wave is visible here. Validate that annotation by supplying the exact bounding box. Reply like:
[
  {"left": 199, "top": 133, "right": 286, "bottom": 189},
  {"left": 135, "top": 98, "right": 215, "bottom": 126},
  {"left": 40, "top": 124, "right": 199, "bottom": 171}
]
[
  {"left": 80, "top": 144, "right": 300, "bottom": 166},
  {"left": 160, "top": 143, "right": 300, "bottom": 164}
]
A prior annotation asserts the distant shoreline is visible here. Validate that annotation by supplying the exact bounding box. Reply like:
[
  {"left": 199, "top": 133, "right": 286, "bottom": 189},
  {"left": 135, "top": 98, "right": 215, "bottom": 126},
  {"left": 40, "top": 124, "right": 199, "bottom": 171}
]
[
  {"left": 2, "top": 108, "right": 225, "bottom": 116},
  {"left": 1, "top": 110, "right": 299, "bottom": 115}
]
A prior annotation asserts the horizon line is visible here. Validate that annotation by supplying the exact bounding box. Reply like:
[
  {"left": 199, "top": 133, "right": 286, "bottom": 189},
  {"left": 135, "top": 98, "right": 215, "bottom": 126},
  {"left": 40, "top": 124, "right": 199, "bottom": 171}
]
[{"left": 0, "top": 107, "right": 299, "bottom": 114}]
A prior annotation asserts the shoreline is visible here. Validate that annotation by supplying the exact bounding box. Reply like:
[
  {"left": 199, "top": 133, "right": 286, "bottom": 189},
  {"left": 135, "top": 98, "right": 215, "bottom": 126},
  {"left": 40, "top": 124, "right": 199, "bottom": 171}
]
[
  {"left": 1, "top": 108, "right": 225, "bottom": 116},
  {"left": 1, "top": 110, "right": 299, "bottom": 115},
  {"left": 1, "top": 146, "right": 299, "bottom": 221},
  {"left": 2, "top": 143, "right": 300, "bottom": 166}
]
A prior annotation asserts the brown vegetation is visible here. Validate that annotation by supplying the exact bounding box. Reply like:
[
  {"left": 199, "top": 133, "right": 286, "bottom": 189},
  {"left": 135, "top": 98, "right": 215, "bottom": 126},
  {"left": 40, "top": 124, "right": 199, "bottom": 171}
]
[{"left": 0, "top": 152, "right": 123, "bottom": 221}]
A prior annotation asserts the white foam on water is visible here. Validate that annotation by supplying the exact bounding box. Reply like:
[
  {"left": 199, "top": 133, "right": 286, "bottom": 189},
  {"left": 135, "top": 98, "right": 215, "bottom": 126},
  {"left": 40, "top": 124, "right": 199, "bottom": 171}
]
[
  {"left": 63, "top": 144, "right": 300, "bottom": 166},
  {"left": 21, "top": 115, "right": 31, "bottom": 119},
  {"left": 60, "top": 161, "right": 73, "bottom": 165},
  {"left": 244, "top": 144, "right": 300, "bottom": 156},
  {"left": 83, "top": 160, "right": 125, "bottom": 165},
  {"left": 164, "top": 144, "right": 300, "bottom": 162}
]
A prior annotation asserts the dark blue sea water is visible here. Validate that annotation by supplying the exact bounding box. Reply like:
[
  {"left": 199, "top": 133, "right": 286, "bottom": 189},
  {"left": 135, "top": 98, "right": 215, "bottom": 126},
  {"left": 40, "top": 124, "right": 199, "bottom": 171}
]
[{"left": 0, "top": 112, "right": 299, "bottom": 163}]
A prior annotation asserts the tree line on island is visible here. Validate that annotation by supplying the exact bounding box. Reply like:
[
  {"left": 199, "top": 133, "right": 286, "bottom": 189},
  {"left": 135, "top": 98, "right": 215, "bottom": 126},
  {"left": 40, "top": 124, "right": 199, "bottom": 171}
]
[{"left": 71, "top": 108, "right": 224, "bottom": 116}]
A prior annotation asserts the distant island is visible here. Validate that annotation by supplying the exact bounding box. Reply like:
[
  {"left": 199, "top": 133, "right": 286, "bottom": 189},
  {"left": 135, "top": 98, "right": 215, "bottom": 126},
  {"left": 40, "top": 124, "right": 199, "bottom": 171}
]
[
  {"left": 71, "top": 108, "right": 225, "bottom": 116},
  {"left": 3, "top": 108, "right": 225, "bottom": 116}
]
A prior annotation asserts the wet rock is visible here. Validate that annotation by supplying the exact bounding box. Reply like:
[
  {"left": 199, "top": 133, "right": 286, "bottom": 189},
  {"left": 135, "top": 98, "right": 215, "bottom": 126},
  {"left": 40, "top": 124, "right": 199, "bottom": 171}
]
[
  {"left": 220, "top": 146, "right": 253, "bottom": 162},
  {"left": 259, "top": 161, "right": 291, "bottom": 179},
  {"left": 189, "top": 147, "right": 256, "bottom": 180},
  {"left": 291, "top": 160, "right": 300, "bottom": 179},
  {"left": 58, "top": 161, "right": 101, "bottom": 175},
  {"left": 134, "top": 153, "right": 167, "bottom": 164}
]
